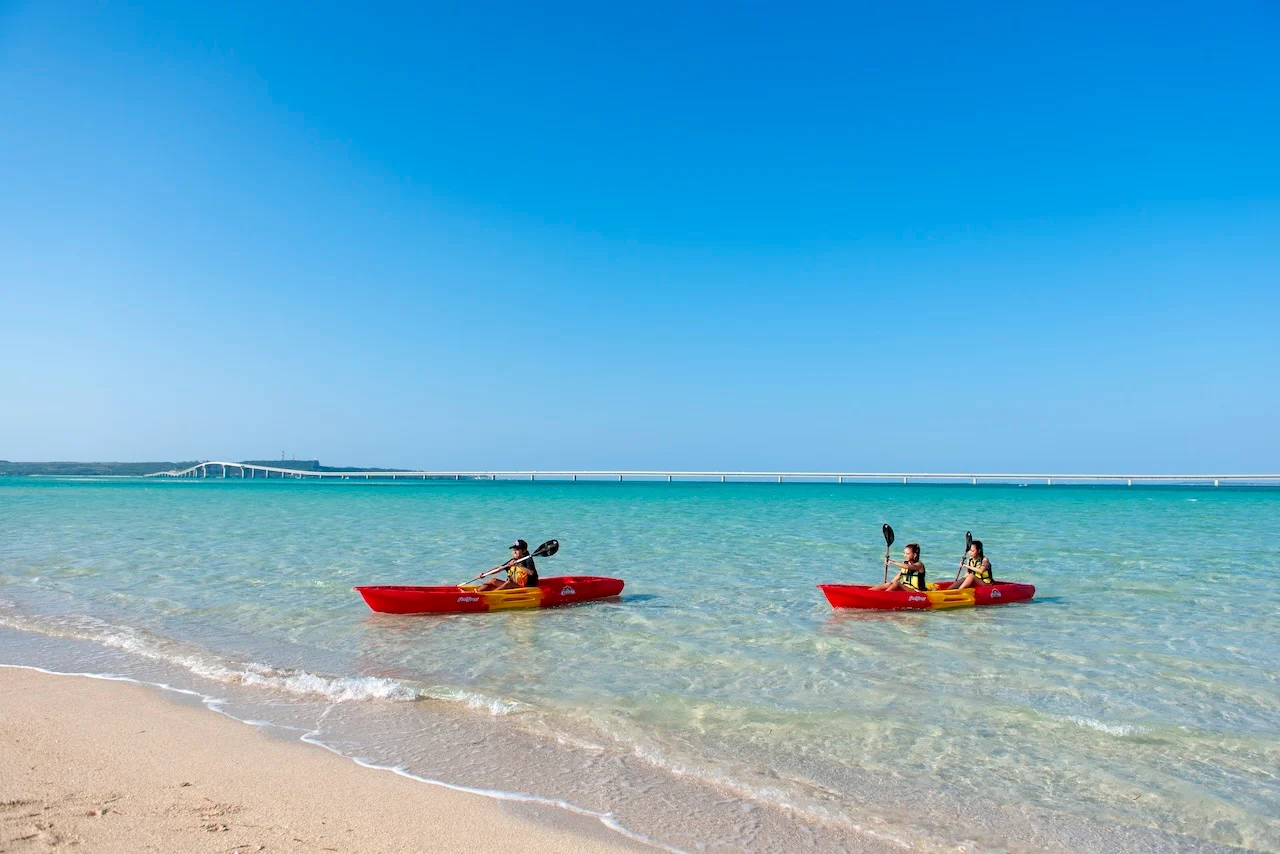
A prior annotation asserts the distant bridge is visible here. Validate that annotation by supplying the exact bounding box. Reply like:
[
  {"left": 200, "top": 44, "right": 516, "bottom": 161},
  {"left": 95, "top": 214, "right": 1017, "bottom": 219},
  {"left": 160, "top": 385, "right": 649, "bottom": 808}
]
[{"left": 146, "top": 462, "right": 1280, "bottom": 486}]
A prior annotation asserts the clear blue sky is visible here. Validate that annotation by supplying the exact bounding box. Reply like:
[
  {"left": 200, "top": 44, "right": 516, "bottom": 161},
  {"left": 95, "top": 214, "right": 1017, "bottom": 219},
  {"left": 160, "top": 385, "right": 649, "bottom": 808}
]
[{"left": 1, "top": 1, "right": 1277, "bottom": 472}]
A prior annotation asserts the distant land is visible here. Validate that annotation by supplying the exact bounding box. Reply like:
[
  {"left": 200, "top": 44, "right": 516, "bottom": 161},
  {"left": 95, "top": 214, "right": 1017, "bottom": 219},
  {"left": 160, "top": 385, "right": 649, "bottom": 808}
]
[{"left": 0, "top": 460, "right": 403, "bottom": 477}]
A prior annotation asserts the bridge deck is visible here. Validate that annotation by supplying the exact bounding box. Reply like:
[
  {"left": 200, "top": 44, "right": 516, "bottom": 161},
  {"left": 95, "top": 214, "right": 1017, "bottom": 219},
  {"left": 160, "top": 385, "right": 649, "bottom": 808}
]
[{"left": 145, "top": 463, "right": 1280, "bottom": 485}]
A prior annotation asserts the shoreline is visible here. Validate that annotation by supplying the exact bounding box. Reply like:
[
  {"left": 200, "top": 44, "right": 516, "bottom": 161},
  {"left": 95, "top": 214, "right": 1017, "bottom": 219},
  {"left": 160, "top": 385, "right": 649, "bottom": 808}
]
[
  {"left": 0, "top": 626, "right": 909, "bottom": 854},
  {"left": 0, "top": 665, "right": 652, "bottom": 853}
]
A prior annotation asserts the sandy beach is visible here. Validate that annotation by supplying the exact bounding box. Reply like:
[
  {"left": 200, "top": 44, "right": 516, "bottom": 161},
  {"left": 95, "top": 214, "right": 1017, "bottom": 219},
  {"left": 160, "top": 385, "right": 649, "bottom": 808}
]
[{"left": 0, "top": 666, "right": 646, "bottom": 853}]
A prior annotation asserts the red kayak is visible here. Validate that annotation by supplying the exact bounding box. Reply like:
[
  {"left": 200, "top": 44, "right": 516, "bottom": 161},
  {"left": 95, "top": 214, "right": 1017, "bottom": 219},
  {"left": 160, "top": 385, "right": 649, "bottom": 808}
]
[
  {"left": 818, "top": 580, "right": 1035, "bottom": 611},
  {"left": 355, "top": 576, "right": 625, "bottom": 615}
]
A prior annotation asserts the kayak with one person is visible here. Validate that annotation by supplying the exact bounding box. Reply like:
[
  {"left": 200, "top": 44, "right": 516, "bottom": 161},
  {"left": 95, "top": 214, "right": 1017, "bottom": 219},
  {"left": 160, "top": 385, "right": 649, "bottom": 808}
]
[{"left": 354, "top": 538, "right": 625, "bottom": 614}]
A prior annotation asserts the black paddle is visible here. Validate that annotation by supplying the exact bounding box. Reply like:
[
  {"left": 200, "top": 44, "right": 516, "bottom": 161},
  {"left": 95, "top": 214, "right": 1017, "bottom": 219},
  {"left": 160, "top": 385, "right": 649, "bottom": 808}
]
[
  {"left": 460, "top": 539, "right": 560, "bottom": 586},
  {"left": 882, "top": 523, "right": 895, "bottom": 583},
  {"left": 953, "top": 531, "right": 974, "bottom": 585}
]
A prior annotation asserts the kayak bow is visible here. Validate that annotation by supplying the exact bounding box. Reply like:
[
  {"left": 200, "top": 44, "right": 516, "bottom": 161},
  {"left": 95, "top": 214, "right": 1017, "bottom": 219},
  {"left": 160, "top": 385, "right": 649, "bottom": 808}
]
[{"left": 355, "top": 576, "right": 625, "bottom": 615}]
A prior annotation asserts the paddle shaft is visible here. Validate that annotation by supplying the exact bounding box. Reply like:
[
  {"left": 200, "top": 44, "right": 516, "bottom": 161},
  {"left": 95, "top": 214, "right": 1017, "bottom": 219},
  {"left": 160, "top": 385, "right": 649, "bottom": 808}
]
[{"left": 953, "top": 532, "right": 974, "bottom": 584}]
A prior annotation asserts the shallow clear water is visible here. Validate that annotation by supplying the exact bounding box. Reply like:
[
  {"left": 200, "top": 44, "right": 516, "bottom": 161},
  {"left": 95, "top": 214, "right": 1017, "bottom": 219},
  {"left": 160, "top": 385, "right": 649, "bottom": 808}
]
[{"left": 1, "top": 478, "right": 1277, "bottom": 852}]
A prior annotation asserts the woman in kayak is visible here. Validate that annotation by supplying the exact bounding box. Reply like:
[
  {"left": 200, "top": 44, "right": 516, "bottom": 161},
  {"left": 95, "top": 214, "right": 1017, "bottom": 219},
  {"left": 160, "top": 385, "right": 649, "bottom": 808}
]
[
  {"left": 872, "top": 543, "right": 926, "bottom": 592},
  {"left": 954, "top": 540, "right": 993, "bottom": 589},
  {"left": 479, "top": 539, "right": 540, "bottom": 591}
]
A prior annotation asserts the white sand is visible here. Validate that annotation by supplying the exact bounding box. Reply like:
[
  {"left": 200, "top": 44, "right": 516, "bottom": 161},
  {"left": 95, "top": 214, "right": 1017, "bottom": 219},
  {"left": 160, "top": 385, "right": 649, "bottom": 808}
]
[{"left": 0, "top": 666, "right": 649, "bottom": 852}]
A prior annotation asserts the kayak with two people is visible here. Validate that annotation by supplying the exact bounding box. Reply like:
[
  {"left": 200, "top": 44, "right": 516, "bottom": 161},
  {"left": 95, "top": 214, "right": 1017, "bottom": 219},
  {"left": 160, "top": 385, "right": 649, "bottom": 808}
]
[{"left": 817, "top": 525, "right": 1035, "bottom": 611}]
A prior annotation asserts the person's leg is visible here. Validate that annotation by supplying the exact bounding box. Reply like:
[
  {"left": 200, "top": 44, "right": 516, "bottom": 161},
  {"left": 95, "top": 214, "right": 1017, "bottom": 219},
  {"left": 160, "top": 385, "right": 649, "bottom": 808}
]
[{"left": 956, "top": 574, "right": 974, "bottom": 590}]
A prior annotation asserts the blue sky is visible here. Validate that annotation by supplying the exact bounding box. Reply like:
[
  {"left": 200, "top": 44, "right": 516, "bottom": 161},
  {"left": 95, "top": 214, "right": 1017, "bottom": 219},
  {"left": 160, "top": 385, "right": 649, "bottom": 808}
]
[{"left": 1, "top": 1, "right": 1277, "bottom": 471}]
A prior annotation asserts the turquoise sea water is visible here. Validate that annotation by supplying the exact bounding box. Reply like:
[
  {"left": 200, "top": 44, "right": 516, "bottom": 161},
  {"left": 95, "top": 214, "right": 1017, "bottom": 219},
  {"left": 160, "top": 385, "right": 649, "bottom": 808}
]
[{"left": 1, "top": 478, "right": 1277, "bottom": 852}]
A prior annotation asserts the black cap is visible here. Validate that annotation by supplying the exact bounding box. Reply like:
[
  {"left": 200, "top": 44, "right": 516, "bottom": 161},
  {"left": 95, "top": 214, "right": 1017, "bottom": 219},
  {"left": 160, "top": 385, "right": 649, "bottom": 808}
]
[{"left": 509, "top": 539, "right": 528, "bottom": 550}]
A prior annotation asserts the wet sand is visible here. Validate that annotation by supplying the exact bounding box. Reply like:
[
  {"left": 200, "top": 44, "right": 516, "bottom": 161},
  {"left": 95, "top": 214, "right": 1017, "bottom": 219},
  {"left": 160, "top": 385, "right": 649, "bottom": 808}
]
[{"left": 0, "top": 667, "right": 647, "bottom": 853}]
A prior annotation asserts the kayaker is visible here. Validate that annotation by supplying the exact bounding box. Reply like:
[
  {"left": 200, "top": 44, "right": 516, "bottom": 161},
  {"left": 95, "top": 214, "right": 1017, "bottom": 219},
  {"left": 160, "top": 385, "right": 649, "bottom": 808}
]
[
  {"left": 873, "top": 543, "right": 926, "bottom": 592},
  {"left": 954, "top": 540, "right": 993, "bottom": 589},
  {"left": 479, "top": 540, "right": 540, "bottom": 591}
]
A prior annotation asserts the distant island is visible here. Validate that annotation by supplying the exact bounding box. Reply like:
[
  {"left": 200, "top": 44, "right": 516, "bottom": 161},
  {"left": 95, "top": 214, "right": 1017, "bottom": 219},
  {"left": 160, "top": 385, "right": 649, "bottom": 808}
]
[{"left": 0, "top": 460, "right": 404, "bottom": 477}]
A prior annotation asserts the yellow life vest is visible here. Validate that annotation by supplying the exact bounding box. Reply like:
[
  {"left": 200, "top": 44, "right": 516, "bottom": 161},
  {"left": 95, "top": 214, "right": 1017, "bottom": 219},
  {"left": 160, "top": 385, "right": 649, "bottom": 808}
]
[
  {"left": 964, "top": 556, "right": 993, "bottom": 583},
  {"left": 507, "top": 558, "right": 538, "bottom": 588},
  {"left": 898, "top": 565, "right": 926, "bottom": 591}
]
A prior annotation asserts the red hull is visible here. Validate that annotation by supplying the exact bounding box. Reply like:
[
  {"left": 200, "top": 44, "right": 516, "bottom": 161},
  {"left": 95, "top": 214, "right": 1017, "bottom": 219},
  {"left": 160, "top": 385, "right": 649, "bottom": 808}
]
[
  {"left": 355, "top": 576, "right": 625, "bottom": 615},
  {"left": 818, "top": 580, "right": 1035, "bottom": 611}
]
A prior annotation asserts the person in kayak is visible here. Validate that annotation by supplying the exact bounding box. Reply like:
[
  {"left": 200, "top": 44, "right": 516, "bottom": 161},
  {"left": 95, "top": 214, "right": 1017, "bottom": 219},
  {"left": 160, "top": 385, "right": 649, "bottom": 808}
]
[
  {"left": 872, "top": 543, "right": 926, "bottom": 591},
  {"left": 479, "top": 539, "right": 540, "bottom": 590},
  {"left": 954, "top": 540, "right": 993, "bottom": 589}
]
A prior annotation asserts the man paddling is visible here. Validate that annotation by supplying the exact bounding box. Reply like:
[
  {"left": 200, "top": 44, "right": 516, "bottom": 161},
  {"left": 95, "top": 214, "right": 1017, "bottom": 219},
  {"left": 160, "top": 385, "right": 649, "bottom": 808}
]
[{"left": 478, "top": 540, "right": 540, "bottom": 591}]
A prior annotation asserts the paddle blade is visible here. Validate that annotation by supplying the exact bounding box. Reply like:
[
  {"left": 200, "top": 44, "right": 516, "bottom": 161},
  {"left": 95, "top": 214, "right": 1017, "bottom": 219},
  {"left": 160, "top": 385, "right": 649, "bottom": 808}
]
[
  {"left": 533, "top": 539, "right": 559, "bottom": 558},
  {"left": 965, "top": 531, "right": 973, "bottom": 553},
  {"left": 882, "top": 524, "right": 895, "bottom": 548}
]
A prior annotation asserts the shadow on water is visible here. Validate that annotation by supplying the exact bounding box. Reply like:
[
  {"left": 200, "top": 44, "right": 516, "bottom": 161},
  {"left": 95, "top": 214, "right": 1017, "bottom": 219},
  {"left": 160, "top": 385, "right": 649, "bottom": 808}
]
[
  {"left": 819, "top": 597, "right": 1054, "bottom": 630},
  {"left": 822, "top": 609, "right": 933, "bottom": 628}
]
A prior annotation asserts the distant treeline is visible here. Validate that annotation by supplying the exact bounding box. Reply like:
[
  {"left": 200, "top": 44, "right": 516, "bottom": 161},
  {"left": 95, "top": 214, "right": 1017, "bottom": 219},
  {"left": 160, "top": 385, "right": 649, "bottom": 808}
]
[
  {"left": 0, "top": 461, "right": 201, "bottom": 476},
  {"left": 0, "top": 460, "right": 405, "bottom": 476}
]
